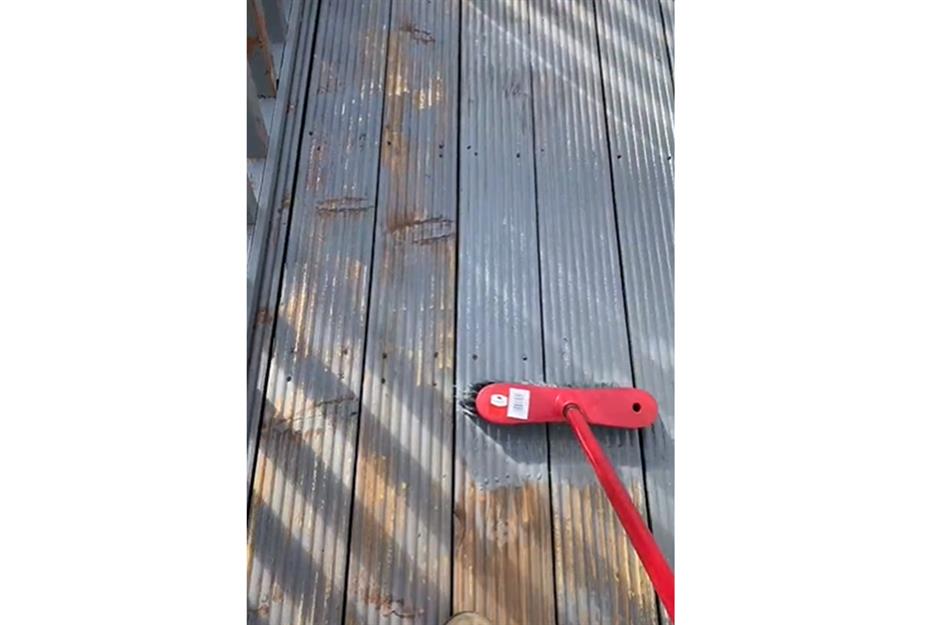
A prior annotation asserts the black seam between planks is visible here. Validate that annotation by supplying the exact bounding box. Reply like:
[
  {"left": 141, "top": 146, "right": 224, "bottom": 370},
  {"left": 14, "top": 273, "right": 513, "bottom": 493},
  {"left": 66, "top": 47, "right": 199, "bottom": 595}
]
[
  {"left": 656, "top": 0, "right": 674, "bottom": 85},
  {"left": 589, "top": 1, "right": 663, "bottom": 622},
  {"left": 525, "top": 1, "right": 560, "bottom": 623},
  {"left": 338, "top": 0, "right": 397, "bottom": 622},
  {"left": 449, "top": 0, "right": 463, "bottom": 615},
  {"left": 248, "top": 0, "right": 326, "bottom": 519}
]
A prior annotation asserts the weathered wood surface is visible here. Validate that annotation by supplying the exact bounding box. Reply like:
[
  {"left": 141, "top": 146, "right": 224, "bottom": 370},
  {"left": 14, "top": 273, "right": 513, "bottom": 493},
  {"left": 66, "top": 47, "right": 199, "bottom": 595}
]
[
  {"left": 247, "top": 1, "right": 675, "bottom": 623},
  {"left": 247, "top": 0, "right": 322, "bottom": 497},
  {"left": 248, "top": 0, "right": 279, "bottom": 97},
  {"left": 247, "top": 68, "right": 269, "bottom": 159},
  {"left": 528, "top": 0, "right": 659, "bottom": 622},
  {"left": 247, "top": 0, "right": 391, "bottom": 623},
  {"left": 595, "top": 0, "right": 676, "bottom": 577},
  {"left": 452, "top": 0, "right": 556, "bottom": 623},
  {"left": 342, "top": 2, "right": 460, "bottom": 624}
]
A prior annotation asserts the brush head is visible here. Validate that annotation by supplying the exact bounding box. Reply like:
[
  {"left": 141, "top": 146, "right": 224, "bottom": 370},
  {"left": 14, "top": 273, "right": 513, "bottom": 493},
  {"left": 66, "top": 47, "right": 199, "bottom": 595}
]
[{"left": 461, "top": 381, "right": 658, "bottom": 428}]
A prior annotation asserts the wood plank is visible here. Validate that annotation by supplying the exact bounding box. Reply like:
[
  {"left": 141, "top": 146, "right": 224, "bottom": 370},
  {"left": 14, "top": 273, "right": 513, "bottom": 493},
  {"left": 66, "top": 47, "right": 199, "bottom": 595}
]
[
  {"left": 343, "top": 1, "right": 459, "bottom": 623},
  {"left": 262, "top": 0, "right": 288, "bottom": 42},
  {"left": 452, "top": 0, "right": 556, "bottom": 623},
  {"left": 528, "top": 0, "right": 658, "bottom": 623},
  {"left": 248, "top": 0, "right": 278, "bottom": 97},
  {"left": 247, "top": 1, "right": 393, "bottom": 623},
  {"left": 248, "top": 68, "right": 269, "bottom": 158},
  {"left": 247, "top": 0, "right": 321, "bottom": 495},
  {"left": 594, "top": 1, "right": 675, "bottom": 619},
  {"left": 248, "top": 175, "right": 259, "bottom": 225}
]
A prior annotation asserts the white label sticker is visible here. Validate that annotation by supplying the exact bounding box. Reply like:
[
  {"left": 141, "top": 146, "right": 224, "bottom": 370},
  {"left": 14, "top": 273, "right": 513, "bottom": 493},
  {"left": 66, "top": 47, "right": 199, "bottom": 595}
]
[{"left": 506, "top": 387, "right": 531, "bottom": 420}]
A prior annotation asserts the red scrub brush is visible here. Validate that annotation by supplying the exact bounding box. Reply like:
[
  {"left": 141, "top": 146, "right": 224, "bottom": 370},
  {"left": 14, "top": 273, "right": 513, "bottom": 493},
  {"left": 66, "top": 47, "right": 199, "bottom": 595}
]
[{"left": 463, "top": 382, "right": 675, "bottom": 622}]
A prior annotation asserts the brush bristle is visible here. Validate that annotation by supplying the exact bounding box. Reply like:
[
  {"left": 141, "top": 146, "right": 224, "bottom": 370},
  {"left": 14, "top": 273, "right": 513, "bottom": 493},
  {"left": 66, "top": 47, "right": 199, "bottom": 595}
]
[
  {"left": 457, "top": 380, "right": 498, "bottom": 418},
  {"left": 457, "top": 379, "right": 623, "bottom": 417}
]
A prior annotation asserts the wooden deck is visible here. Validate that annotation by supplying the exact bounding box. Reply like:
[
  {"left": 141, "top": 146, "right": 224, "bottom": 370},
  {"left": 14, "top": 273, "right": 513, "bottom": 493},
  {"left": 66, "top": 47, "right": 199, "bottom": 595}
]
[{"left": 247, "top": 1, "right": 674, "bottom": 623}]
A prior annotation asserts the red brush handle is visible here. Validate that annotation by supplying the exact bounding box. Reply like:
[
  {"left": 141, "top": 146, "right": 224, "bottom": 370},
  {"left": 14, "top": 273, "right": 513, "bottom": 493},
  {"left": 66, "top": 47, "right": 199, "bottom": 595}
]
[{"left": 562, "top": 402, "right": 675, "bottom": 622}]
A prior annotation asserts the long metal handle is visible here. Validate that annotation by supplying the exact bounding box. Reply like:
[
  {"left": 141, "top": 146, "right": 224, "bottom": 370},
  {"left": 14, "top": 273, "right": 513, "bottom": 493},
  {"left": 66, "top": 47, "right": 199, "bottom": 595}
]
[{"left": 562, "top": 402, "right": 676, "bottom": 622}]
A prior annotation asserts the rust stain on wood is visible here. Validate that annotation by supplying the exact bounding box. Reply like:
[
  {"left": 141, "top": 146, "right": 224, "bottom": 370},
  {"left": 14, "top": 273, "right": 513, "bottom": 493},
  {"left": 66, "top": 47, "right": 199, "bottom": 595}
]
[
  {"left": 454, "top": 480, "right": 556, "bottom": 625},
  {"left": 381, "top": 33, "right": 421, "bottom": 234},
  {"left": 343, "top": 4, "right": 459, "bottom": 624},
  {"left": 555, "top": 480, "right": 660, "bottom": 624},
  {"left": 306, "top": 140, "right": 327, "bottom": 193},
  {"left": 388, "top": 215, "right": 455, "bottom": 245},
  {"left": 400, "top": 20, "right": 436, "bottom": 44},
  {"left": 247, "top": 0, "right": 276, "bottom": 92},
  {"left": 247, "top": 35, "right": 262, "bottom": 57},
  {"left": 255, "top": 307, "right": 273, "bottom": 326},
  {"left": 315, "top": 196, "right": 372, "bottom": 214}
]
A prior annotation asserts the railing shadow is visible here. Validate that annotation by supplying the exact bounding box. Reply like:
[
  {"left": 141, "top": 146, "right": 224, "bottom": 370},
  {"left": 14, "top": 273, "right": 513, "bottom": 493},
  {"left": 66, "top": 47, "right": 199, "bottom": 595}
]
[{"left": 250, "top": 309, "right": 562, "bottom": 623}]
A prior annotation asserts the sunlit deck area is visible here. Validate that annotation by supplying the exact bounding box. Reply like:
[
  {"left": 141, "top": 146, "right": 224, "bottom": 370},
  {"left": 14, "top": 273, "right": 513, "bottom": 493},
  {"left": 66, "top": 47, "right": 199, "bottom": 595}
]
[{"left": 247, "top": 0, "right": 674, "bottom": 623}]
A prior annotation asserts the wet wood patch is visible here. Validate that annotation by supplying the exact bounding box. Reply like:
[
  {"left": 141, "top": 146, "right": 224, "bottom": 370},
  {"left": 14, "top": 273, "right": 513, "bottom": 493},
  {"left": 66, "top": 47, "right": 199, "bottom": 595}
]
[{"left": 451, "top": 0, "right": 557, "bottom": 623}]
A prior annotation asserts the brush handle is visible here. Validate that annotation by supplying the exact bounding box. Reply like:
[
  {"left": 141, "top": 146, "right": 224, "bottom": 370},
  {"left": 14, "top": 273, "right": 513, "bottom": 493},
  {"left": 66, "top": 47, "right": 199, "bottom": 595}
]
[{"left": 562, "top": 402, "right": 675, "bottom": 622}]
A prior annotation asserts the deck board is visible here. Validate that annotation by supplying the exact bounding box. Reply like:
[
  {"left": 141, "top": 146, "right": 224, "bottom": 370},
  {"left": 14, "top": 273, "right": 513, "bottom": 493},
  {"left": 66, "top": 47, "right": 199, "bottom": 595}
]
[
  {"left": 452, "top": 1, "right": 556, "bottom": 624},
  {"left": 248, "top": 1, "right": 392, "bottom": 623},
  {"left": 527, "top": 0, "right": 658, "bottom": 623},
  {"left": 342, "top": 2, "right": 460, "bottom": 624},
  {"left": 594, "top": 0, "right": 675, "bottom": 569},
  {"left": 248, "top": 0, "right": 323, "bottom": 497},
  {"left": 595, "top": 0, "right": 675, "bottom": 619},
  {"left": 247, "top": 1, "right": 675, "bottom": 623}
]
